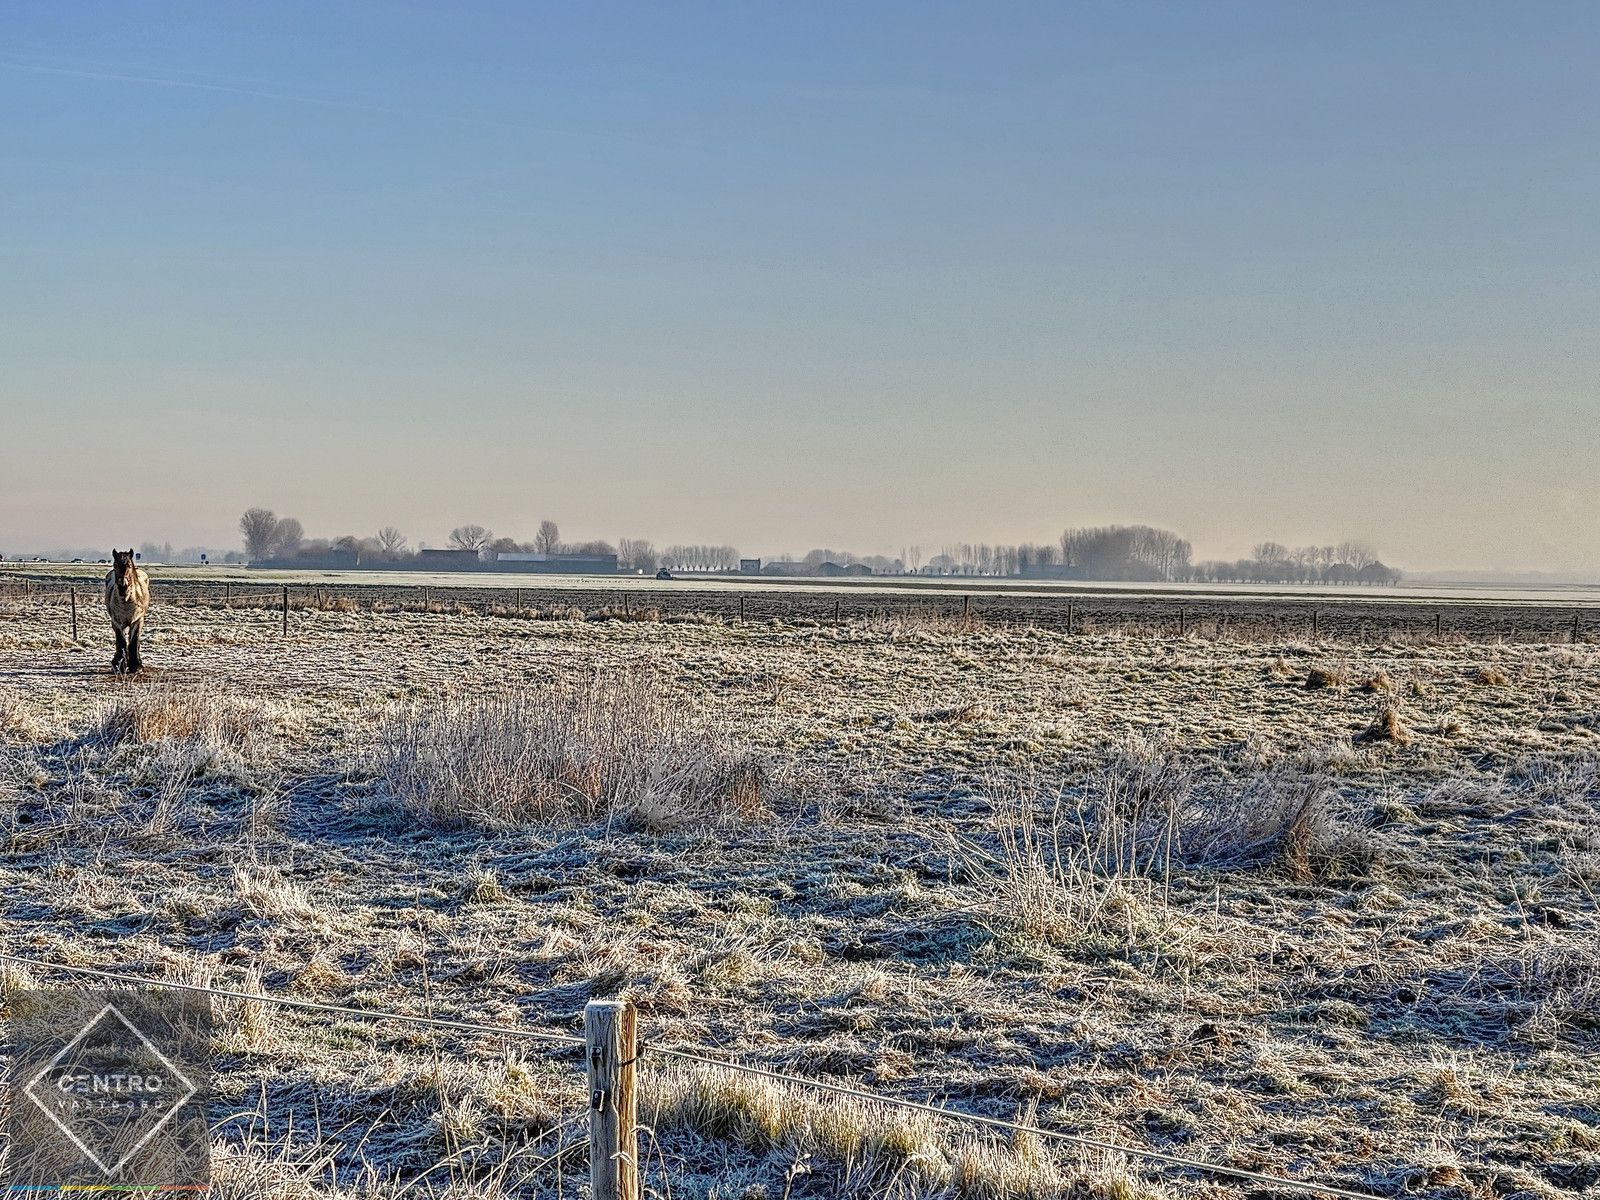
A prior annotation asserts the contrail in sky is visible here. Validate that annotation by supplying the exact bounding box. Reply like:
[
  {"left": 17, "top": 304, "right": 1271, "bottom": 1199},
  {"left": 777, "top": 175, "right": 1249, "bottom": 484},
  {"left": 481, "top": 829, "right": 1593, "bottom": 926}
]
[{"left": 1, "top": 59, "right": 399, "bottom": 115}]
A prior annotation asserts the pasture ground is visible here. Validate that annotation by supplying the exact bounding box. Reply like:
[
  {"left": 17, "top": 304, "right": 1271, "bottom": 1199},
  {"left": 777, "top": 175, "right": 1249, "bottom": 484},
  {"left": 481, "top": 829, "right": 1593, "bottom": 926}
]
[{"left": 1, "top": 595, "right": 1597, "bottom": 1199}]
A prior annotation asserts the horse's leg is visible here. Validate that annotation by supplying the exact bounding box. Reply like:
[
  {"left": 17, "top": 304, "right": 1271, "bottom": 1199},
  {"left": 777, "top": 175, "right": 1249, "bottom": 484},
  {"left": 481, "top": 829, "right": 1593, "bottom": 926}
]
[
  {"left": 112, "top": 624, "right": 126, "bottom": 673},
  {"left": 127, "top": 619, "right": 143, "bottom": 673}
]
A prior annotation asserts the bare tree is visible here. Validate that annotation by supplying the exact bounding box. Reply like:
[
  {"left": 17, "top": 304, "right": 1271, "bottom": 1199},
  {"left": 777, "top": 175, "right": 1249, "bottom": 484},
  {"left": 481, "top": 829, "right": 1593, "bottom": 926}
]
[
  {"left": 448, "top": 525, "right": 491, "bottom": 552},
  {"left": 375, "top": 527, "right": 409, "bottom": 558},
  {"left": 240, "top": 508, "right": 279, "bottom": 559},
  {"left": 618, "top": 538, "right": 658, "bottom": 573},
  {"left": 534, "top": 520, "right": 561, "bottom": 555},
  {"left": 488, "top": 537, "right": 520, "bottom": 556},
  {"left": 272, "top": 517, "right": 303, "bottom": 557}
]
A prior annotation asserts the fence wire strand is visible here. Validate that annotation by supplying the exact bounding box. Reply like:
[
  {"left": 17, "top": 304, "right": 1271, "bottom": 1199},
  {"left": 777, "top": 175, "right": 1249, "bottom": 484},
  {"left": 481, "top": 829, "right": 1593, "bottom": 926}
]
[{"left": 0, "top": 952, "right": 584, "bottom": 1048}]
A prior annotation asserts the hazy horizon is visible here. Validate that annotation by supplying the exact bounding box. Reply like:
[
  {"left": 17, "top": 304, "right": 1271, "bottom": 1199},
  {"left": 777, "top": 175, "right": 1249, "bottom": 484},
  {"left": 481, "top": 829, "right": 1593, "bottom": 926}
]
[{"left": 5, "top": 3, "right": 1598, "bottom": 574}]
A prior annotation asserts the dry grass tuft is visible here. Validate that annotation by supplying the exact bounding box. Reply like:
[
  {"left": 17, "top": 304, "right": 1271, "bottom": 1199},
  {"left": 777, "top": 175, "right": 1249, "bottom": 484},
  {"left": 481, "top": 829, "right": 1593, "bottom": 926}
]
[
  {"left": 643, "top": 1065, "right": 1141, "bottom": 1199},
  {"left": 1359, "top": 669, "right": 1395, "bottom": 694},
  {"left": 1356, "top": 704, "right": 1416, "bottom": 748},
  {"left": 0, "top": 690, "right": 49, "bottom": 742},
  {"left": 1304, "top": 665, "right": 1346, "bottom": 690},
  {"left": 1474, "top": 666, "right": 1510, "bottom": 687},
  {"left": 372, "top": 673, "right": 783, "bottom": 831},
  {"left": 95, "top": 685, "right": 284, "bottom": 751},
  {"left": 587, "top": 605, "right": 661, "bottom": 623}
]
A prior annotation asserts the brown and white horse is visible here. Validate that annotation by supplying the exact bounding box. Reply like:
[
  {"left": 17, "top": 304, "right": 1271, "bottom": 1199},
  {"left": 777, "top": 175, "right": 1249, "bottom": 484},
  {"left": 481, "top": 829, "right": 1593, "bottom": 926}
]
[{"left": 104, "top": 549, "right": 150, "bottom": 674}]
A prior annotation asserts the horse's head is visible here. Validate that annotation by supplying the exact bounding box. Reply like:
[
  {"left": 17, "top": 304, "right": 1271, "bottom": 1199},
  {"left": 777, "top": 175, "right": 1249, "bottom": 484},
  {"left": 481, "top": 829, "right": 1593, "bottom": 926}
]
[{"left": 111, "top": 548, "right": 137, "bottom": 597}]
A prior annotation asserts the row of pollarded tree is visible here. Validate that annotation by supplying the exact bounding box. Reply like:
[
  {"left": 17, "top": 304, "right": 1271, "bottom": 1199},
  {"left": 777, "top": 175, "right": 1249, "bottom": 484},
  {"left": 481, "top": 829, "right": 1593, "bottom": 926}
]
[
  {"left": 905, "top": 526, "right": 1195, "bottom": 581},
  {"left": 1193, "top": 541, "right": 1401, "bottom": 585}
]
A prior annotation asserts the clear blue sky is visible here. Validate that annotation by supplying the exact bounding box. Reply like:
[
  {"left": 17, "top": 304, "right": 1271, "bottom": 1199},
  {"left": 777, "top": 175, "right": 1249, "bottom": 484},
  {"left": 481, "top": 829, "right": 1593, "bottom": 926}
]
[{"left": 4, "top": 2, "right": 1597, "bottom": 571}]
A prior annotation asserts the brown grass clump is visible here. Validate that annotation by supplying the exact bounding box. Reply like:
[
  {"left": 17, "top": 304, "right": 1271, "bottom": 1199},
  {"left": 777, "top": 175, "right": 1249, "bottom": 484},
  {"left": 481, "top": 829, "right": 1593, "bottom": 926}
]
[
  {"left": 587, "top": 605, "right": 661, "bottom": 623},
  {"left": 1304, "top": 665, "right": 1346, "bottom": 690},
  {"left": 1474, "top": 666, "right": 1509, "bottom": 687},
  {"left": 1360, "top": 670, "right": 1395, "bottom": 694},
  {"left": 0, "top": 691, "right": 47, "bottom": 742},
  {"left": 643, "top": 1065, "right": 1112, "bottom": 1200},
  {"left": 1181, "top": 770, "right": 1378, "bottom": 882},
  {"left": 489, "top": 602, "right": 584, "bottom": 621},
  {"left": 93, "top": 685, "right": 287, "bottom": 762},
  {"left": 1356, "top": 704, "right": 1415, "bottom": 747},
  {"left": 372, "top": 672, "right": 783, "bottom": 831}
]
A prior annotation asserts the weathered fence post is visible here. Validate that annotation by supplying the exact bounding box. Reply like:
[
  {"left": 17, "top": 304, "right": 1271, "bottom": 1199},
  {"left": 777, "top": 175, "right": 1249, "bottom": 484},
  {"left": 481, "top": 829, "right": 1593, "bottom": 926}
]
[
  {"left": 1066, "top": 602, "right": 1074, "bottom": 636},
  {"left": 1434, "top": 612, "right": 1442, "bottom": 638},
  {"left": 69, "top": 588, "right": 77, "bottom": 641},
  {"left": 738, "top": 595, "right": 744, "bottom": 624},
  {"left": 963, "top": 595, "right": 970, "bottom": 618},
  {"left": 1311, "top": 609, "right": 1319, "bottom": 639},
  {"left": 225, "top": 581, "right": 231, "bottom": 609},
  {"left": 1178, "top": 607, "right": 1185, "bottom": 637},
  {"left": 585, "top": 999, "right": 639, "bottom": 1200},
  {"left": 282, "top": 585, "right": 289, "bottom": 636},
  {"left": 623, "top": 592, "right": 630, "bottom": 619},
  {"left": 1573, "top": 612, "right": 1582, "bottom": 645},
  {"left": 834, "top": 598, "right": 841, "bottom": 623}
]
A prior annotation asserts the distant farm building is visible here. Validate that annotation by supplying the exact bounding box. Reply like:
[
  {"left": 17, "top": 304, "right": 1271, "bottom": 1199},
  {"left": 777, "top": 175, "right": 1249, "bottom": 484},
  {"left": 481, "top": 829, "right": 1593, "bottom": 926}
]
[
  {"left": 759, "top": 559, "right": 872, "bottom": 578},
  {"left": 419, "top": 548, "right": 482, "bottom": 566},
  {"left": 251, "top": 546, "right": 619, "bottom": 574},
  {"left": 739, "top": 558, "right": 762, "bottom": 575},
  {"left": 1018, "top": 564, "right": 1089, "bottom": 581},
  {"left": 492, "top": 551, "right": 620, "bottom": 574},
  {"left": 249, "top": 550, "right": 361, "bottom": 570}
]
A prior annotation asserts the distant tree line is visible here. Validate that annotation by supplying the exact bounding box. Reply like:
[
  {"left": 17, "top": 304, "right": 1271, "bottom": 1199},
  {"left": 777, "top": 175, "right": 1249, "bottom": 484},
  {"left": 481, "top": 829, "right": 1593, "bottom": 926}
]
[
  {"left": 1194, "top": 541, "right": 1400, "bottom": 585},
  {"left": 660, "top": 544, "right": 741, "bottom": 572},
  {"left": 905, "top": 526, "right": 1193, "bottom": 581},
  {"left": 236, "top": 507, "right": 1399, "bottom": 583},
  {"left": 241, "top": 509, "right": 672, "bottom": 572}
]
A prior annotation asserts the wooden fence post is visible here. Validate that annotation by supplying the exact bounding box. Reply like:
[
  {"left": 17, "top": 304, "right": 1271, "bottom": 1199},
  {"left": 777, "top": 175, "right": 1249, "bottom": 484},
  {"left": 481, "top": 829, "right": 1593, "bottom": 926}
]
[
  {"left": 834, "top": 598, "right": 841, "bottom": 622},
  {"left": 738, "top": 595, "right": 744, "bottom": 624},
  {"left": 585, "top": 999, "right": 639, "bottom": 1200},
  {"left": 1434, "top": 612, "right": 1442, "bottom": 638},
  {"left": 1573, "top": 612, "right": 1581, "bottom": 645},
  {"left": 962, "top": 595, "right": 970, "bottom": 618},
  {"left": 1066, "top": 602, "right": 1074, "bottom": 636},
  {"left": 1311, "top": 609, "right": 1318, "bottom": 639},
  {"left": 1178, "top": 607, "right": 1185, "bottom": 637},
  {"left": 69, "top": 588, "right": 78, "bottom": 642},
  {"left": 282, "top": 585, "right": 289, "bottom": 636}
]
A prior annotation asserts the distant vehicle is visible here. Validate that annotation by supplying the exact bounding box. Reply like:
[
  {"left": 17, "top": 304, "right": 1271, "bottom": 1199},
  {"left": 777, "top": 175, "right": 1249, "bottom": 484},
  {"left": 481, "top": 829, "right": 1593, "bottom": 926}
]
[
  {"left": 71, "top": 558, "right": 82, "bottom": 563},
  {"left": 655, "top": 568, "right": 673, "bottom": 580}
]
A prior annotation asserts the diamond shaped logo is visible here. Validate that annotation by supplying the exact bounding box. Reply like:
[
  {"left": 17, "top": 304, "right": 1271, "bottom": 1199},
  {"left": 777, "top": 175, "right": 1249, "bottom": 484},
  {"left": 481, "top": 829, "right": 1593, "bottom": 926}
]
[{"left": 22, "top": 1003, "right": 200, "bottom": 1178}]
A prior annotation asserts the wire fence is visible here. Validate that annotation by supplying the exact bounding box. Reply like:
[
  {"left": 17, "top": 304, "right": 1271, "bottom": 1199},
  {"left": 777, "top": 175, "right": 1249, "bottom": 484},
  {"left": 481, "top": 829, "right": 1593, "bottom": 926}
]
[
  {"left": 0, "top": 950, "right": 1381, "bottom": 1200},
  {"left": 0, "top": 573, "right": 1594, "bottom": 646}
]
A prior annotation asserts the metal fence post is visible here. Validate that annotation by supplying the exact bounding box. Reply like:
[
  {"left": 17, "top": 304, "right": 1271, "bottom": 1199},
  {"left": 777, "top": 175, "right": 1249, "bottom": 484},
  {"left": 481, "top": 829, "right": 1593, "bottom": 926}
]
[{"left": 585, "top": 999, "right": 638, "bottom": 1200}]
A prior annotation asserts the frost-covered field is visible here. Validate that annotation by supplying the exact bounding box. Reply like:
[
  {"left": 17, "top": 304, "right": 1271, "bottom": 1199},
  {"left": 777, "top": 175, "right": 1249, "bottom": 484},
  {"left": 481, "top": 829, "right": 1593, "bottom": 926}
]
[{"left": 1, "top": 597, "right": 1597, "bottom": 1198}]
